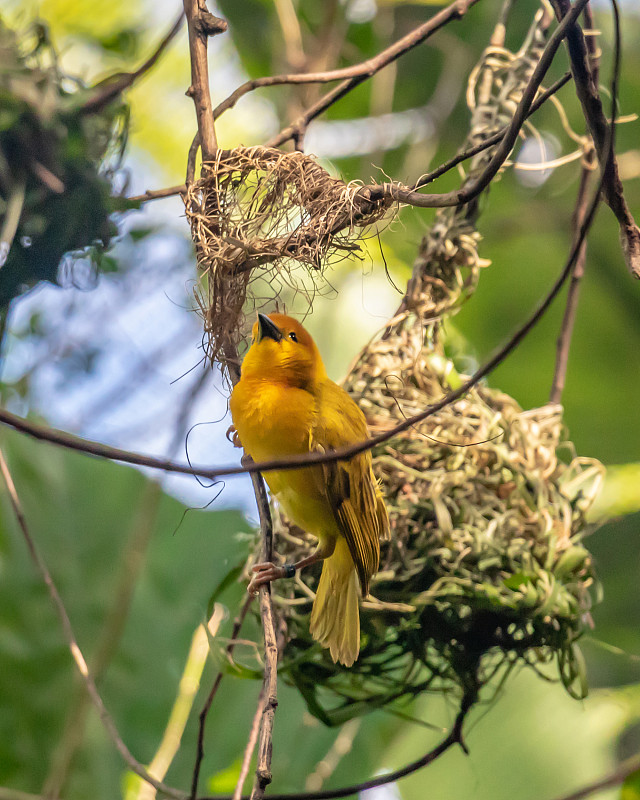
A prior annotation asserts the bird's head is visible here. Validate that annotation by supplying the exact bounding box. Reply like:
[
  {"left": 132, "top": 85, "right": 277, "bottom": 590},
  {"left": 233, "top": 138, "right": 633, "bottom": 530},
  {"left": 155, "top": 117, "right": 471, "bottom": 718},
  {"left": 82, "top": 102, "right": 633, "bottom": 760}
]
[{"left": 240, "top": 313, "right": 327, "bottom": 389}]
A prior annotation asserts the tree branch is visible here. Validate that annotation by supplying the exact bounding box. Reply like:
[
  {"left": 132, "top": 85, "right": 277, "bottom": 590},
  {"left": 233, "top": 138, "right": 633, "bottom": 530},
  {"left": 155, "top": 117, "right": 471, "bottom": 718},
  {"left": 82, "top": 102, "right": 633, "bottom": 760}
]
[
  {"left": 212, "top": 0, "right": 480, "bottom": 124},
  {"left": 202, "top": 691, "right": 474, "bottom": 800},
  {"left": 128, "top": 70, "right": 571, "bottom": 207},
  {"left": 183, "top": 0, "right": 227, "bottom": 163},
  {"left": 190, "top": 594, "right": 254, "bottom": 800},
  {"left": 549, "top": 152, "right": 594, "bottom": 404},
  {"left": 0, "top": 448, "right": 185, "bottom": 800},
  {"left": 233, "top": 689, "right": 264, "bottom": 800},
  {"left": 549, "top": 0, "right": 640, "bottom": 278},
  {"left": 80, "top": 12, "right": 186, "bottom": 114},
  {"left": 249, "top": 473, "right": 278, "bottom": 800},
  {"left": 266, "top": 0, "right": 479, "bottom": 148},
  {"left": 548, "top": 751, "right": 640, "bottom": 800},
  {"left": 367, "top": 0, "right": 591, "bottom": 208}
]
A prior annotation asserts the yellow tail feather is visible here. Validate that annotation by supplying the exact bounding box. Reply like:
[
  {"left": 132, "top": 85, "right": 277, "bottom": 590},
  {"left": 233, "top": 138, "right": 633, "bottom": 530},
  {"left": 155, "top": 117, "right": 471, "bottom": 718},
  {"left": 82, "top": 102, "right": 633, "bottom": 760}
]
[{"left": 309, "top": 539, "right": 360, "bottom": 667}]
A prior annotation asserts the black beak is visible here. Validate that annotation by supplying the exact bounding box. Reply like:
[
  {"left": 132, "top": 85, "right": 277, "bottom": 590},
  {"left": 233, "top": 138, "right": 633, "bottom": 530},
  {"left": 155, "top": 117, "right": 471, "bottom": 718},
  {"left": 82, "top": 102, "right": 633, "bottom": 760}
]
[{"left": 257, "top": 313, "right": 282, "bottom": 343}]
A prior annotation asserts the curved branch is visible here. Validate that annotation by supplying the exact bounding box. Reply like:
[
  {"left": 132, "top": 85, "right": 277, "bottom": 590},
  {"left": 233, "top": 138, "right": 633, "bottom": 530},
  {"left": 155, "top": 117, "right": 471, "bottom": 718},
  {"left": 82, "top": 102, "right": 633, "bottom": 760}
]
[
  {"left": 202, "top": 691, "right": 473, "bottom": 800},
  {"left": 213, "top": 0, "right": 481, "bottom": 122},
  {"left": 0, "top": 182, "right": 604, "bottom": 483},
  {"left": 367, "top": 0, "right": 591, "bottom": 208},
  {"left": 548, "top": 751, "right": 640, "bottom": 800},
  {"left": 128, "top": 70, "right": 571, "bottom": 206},
  {"left": 550, "top": 0, "right": 640, "bottom": 277},
  {"left": 0, "top": 449, "right": 185, "bottom": 800},
  {"left": 80, "top": 12, "right": 185, "bottom": 114},
  {"left": 266, "top": 0, "right": 479, "bottom": 148}
]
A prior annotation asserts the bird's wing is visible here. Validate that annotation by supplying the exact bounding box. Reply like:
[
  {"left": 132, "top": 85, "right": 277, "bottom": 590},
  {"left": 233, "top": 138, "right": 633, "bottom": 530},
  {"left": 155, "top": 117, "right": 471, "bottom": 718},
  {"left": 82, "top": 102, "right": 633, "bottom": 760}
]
[{"left": 310, "top": 380, "right": 389, "bottom": 596}]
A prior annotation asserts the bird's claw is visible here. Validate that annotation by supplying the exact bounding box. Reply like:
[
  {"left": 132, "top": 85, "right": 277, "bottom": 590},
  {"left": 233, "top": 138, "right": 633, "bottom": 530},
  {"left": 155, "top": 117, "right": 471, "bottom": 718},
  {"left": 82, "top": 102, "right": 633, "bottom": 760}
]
[
  {"left": 226, "top": 425, "right": 242, "bottom": 448},
  {"left": 247, "top": 561, "right": 287, "bottom": 594}
]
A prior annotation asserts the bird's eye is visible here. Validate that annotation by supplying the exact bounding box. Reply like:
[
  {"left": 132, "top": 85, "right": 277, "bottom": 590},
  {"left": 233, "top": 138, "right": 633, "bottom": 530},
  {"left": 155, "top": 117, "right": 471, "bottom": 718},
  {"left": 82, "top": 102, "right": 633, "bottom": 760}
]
[{"left": 288, "top": 332, "right": 298, "bottom": 342}]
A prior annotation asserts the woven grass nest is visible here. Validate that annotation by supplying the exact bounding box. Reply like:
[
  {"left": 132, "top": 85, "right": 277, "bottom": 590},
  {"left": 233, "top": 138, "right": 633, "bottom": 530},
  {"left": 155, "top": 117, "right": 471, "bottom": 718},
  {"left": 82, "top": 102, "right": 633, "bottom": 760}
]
[
  {"left": 184, "top": 146, "right": 393, "bottom": 364},
  {"left": 260, "top": 326, "right": 603, "bottom": 724}
]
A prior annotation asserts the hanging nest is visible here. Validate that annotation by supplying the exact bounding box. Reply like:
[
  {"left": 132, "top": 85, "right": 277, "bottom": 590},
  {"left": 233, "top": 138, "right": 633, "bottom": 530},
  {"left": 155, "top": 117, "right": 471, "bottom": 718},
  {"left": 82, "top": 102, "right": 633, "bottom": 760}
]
[
  {"left": 262, "top": 324, "right": 603, "bottom": 725},
  {"left": 184, "top": 146, "right": 393, "bottom": 364}
]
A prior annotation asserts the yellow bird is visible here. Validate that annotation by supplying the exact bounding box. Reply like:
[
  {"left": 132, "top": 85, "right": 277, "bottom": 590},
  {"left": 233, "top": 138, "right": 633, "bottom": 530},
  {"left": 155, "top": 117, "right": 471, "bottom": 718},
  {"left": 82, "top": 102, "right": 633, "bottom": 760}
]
[{"left": 230, "top": 313, "right": 389, "bottom": 666}]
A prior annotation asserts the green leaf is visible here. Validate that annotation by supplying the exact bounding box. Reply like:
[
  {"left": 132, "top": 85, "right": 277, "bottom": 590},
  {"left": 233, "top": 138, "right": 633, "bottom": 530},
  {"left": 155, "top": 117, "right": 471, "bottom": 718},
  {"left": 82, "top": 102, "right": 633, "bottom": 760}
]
[
  {"left": 207, "top": 758, "right": 243, "bottom": 793},
  {"left": 621, "top": 769, "right": 640, "bottom": 800}
]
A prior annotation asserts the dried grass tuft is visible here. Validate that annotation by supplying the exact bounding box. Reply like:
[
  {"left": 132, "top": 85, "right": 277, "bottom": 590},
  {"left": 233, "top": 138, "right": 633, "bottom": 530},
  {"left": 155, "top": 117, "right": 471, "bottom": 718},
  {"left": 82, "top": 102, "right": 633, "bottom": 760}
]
[{"left": 184, "top": 146, "right": 393, "bottom": 364}]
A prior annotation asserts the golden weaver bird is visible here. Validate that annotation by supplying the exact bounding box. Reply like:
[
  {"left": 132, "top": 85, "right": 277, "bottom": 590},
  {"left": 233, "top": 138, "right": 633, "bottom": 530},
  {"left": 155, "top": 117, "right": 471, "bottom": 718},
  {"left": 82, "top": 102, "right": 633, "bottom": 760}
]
[{"left": 230, "top": 313, "right": 390, "bottom": 666}]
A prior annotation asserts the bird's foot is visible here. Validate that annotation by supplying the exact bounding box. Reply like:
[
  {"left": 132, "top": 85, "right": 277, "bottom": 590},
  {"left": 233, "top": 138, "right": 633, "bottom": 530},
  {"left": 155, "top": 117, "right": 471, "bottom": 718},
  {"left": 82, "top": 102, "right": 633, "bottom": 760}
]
[
  {"left": 247, "top": 561, "right": 295, "bottom": 594},
  {"left": 225, "top": 425, "right": 242, "bottom": 448}
]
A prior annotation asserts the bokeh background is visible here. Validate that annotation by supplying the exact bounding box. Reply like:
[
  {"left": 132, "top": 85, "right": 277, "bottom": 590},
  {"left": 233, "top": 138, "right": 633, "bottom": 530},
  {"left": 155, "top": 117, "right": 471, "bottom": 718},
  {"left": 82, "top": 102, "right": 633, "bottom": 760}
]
[{"left": 1, "top": 0, "right": 640, "bottom": 798}]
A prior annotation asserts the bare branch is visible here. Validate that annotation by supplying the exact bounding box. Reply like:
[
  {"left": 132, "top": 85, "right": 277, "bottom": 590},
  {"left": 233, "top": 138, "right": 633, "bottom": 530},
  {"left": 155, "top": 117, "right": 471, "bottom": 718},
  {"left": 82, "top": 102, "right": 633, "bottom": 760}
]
[
  {"left": 128, "top": 184, "right": 188, "bottom": 204},
  {"left": 266, "top": 0, "right": 480, "bottom": 148},
  {"left": 549, "top": 152, "right": 594, "bottom": 404},
  {"left": 410, "top": 71, "right": 572, "bottom": 192},
  {"left": 190, "top": 594, "right": 254, "bottom": 800},
  {"left": 0, "top": 449, "right": 185, "bottom": 800},
  {"left": 128, "top": 71, "right": 572, "bottom": 207},
  {"left": 212, "top": 0, "right": 480, "bottom": 122},
  {"left": 201, "top": 691, "right": 474, "bottom": 800},
  {"left": 249, "top": 473, "right": 278, "bottom": 800},
  {"left": 550, "top": 0, "right": 640, "bottom": 277},
  {"left": 183, "top": 0, "right": 227, "bottom": 163},
  {"left": 233, "top": 689, "right": 264, "bottom": 800},
  {"left": 80, "top": 12, "right": 186, "bottom": 114},
  {"left": 367, "top": 0, "right": 592, "bottom": 208}
]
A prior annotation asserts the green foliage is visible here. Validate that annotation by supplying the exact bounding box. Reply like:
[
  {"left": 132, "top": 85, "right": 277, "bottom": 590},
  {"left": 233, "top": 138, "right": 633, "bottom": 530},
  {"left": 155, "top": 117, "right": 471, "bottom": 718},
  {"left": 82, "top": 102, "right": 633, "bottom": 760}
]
[{"left": 0, "top": 429, "right": 252, "bottom": 796}]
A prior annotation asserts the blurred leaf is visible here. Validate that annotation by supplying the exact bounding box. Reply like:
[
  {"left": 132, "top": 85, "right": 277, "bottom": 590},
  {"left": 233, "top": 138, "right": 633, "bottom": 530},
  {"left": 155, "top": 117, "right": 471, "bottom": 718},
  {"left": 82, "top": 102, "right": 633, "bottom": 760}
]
[
  {"left": 207, "top": 758, "right": 243, "bottom": 793},
  {"left": 621, "top": 769, "right": 640, "bottom": 800}
]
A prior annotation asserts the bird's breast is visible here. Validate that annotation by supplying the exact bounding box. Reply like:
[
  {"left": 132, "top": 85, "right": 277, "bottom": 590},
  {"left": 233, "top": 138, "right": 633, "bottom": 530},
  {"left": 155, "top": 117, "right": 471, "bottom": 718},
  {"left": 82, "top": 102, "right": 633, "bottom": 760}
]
[{"left": 230, "top": 379, "right": 336, "bottom": 538}]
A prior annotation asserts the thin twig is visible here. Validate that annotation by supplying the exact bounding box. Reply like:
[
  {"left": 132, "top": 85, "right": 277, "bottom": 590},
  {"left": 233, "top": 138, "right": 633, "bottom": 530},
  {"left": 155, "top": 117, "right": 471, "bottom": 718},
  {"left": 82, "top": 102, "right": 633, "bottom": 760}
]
[
  {"left": 201, "top": 691, "right": 474, "bottom": 800},
  {"left": 412, "top": 71, "right": 572, "bottom": 191},
  {"left": 128, "top": 184, "right": 188, "bottom": 204},
  {"left": 548, "top": 751, "right": 640, "bottom": 800},
  {"left": 249, "top": 473, "right": 277, "bottom": 800},
  {"left": 80, "top": 12, "right": 186, "bottom": 113},
  {"left": 212, "top": 0, "right": 480, "bottom": 123},
  {"left": 129, "top": 70, "right": 571, "bottom": 207},
  {"left": 190, "top": 594, "right": 254, "bottom": 800},
  {"left": 550, "top": 0, "right": 640, "bottom": 278},
  {"left": 366, "top": 0, "right": 592, "bottom": 208},
  {"left": 266, "top": 0, "right": 479, "bottom": 148},
  {"left": 233, "top": 689, "right": 264, "bottom": 800},
  {"left": 0, "top": 449, "right": 185, "bottom": 800},
  {"left": 549, "top": 154, "right": 594, "bottom": 404}
]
